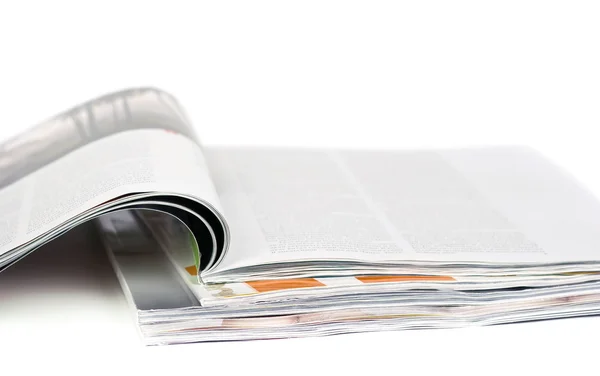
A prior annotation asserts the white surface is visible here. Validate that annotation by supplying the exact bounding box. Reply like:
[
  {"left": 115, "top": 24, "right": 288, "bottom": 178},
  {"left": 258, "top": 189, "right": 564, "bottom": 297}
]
[{"left": 1, "top": 0, "right": 599, "bottom": 373}]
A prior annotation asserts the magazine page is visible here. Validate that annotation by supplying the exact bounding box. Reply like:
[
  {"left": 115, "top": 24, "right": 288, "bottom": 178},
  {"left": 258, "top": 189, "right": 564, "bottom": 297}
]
[
  {"left": 203, "top": 146, "right": 600, "bottom": 278},
  {"left": 0, "top": 88, "right": 224, "bottom": 264}
]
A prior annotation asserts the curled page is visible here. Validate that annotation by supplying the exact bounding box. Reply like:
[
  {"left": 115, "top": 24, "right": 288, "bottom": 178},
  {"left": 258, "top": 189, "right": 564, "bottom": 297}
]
[{"left": 0, "top": 88, "right": 230, "bottom": 275}]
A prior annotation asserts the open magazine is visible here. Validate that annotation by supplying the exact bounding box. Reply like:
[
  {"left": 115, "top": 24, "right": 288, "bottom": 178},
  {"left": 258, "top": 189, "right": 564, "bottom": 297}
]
[{"left": 2, "top": 88, "right": 600, "bottom": 345}]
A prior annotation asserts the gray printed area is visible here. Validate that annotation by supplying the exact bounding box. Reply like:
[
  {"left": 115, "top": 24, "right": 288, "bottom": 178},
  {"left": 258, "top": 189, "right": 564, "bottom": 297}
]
[{"left": 0, "top": 88, "right": 198, "bottom": 189}]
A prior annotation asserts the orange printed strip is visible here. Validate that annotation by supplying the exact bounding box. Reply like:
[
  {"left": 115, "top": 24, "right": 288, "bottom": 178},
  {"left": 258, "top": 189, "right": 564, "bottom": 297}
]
[
  {"left": 356, "top": 275, "right": 455, "bottom": 283},
  {"left": 185, "top": 265, "right": 198, "bottom": 276},
  {"left": 247, "top": 278, "right": 325, "bottom": 293}
]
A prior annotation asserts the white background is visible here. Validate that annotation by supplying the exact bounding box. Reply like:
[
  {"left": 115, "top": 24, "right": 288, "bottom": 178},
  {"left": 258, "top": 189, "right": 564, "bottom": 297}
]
[{"left": 1, "top": 0, "right": 599, "bottom": 374}]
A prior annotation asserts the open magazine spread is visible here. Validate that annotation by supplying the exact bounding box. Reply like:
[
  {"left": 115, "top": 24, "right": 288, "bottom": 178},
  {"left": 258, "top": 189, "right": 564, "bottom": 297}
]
[{"left": 2, "top": 88, "right": 600, "bottom": 345}]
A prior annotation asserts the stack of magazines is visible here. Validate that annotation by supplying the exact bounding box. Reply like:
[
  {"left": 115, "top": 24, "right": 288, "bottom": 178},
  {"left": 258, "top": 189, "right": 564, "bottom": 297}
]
[{"left": 2, "top": 88, "right": 600, "bottom": 345}]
